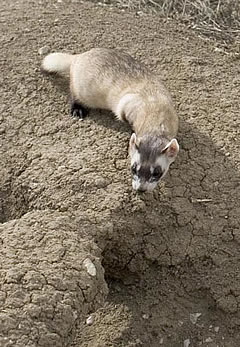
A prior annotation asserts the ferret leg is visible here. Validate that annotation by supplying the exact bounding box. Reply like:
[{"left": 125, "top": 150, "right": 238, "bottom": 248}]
[{"left": 70, "top": 100, "right": 89, "bottom": 120}]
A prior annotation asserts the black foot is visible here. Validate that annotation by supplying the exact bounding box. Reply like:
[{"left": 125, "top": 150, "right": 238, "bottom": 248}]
[{"left": 70, "top": 102, "right": 89, "bottom": 120}]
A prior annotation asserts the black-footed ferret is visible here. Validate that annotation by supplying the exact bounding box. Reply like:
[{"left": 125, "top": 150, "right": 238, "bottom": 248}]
[{"left": 42, "top": 48, "right": 179, "bottom": 192}]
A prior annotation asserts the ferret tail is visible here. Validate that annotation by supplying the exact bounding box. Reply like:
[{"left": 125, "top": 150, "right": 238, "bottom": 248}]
[{"left": 41, "top": 52, "right": 74, "bottom": 75}]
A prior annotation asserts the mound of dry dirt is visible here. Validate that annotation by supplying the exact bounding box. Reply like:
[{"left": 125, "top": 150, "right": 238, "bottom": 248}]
[
  {"left": 0, "top": 211, "right": 107, "bottom": 347},
  {"left": 1, "top": 1, "right": 240, "bottom": 346}
]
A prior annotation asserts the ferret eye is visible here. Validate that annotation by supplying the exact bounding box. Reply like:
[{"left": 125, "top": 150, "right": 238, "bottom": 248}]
[
  {"left": 152, "top": 168, "right": 162, "bottom": 180},
  {"left": 131, "top": 164, "right": 137, "bottom": 175}
]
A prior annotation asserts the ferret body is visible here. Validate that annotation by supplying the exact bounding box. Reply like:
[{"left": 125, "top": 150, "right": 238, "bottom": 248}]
[{"left": 42, "top": 48, "right": 179, "bottom": 192}]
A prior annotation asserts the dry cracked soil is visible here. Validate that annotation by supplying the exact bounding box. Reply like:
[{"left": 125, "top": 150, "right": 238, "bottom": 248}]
[{"left": 0, "top": 0, "right": 240, "bottom": 346}]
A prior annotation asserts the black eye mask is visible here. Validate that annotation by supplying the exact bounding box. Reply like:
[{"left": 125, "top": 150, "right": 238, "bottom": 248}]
[
  {"left": 151, "top": 167, "right": 163, "bottom": 181},
  {"left": 131, "top": 163, "right": 163, "bottom": 182}
]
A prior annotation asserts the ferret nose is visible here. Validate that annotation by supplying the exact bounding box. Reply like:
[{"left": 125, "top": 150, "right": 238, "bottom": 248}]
[{"left": 137, "top": 187, "right": 146, "bottom": 193}]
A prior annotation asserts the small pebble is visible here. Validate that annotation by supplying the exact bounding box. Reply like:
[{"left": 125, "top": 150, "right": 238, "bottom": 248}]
[
  {"left": 205, "top": 337, "right": 213, "bottom": 343},
  {"left": 214, "top": 47, "right": 224, "bottom": 53},
  {"left": 184, "top": 338, "right": 190, "bottom": 347},
  {"left": 159, "top": 337, "right": 164, "bottom": 344},
  {"left": 95, "top": 177, "right": 106, "bottom": 188},
  {"left": 214, "top": 326, "right": 220, "bottom": 333},
  {"left": 190, "top": 312, "right": 202, "bottom": 324},
  {"left": 142, "top": 314, "right": 149, "bottom": 319},
  {"left": 86, "top": 315, "right": 94, "bottom": 325},
  {"left": 38, "top": 46, "right": 50, "bottom": 55},
  {"left": 83, "top": 258, "right": 97, "bottom": 276}
]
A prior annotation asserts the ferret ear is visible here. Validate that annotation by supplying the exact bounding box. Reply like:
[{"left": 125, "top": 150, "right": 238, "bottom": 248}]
[
  {"left": 129, "top": 133, "right": 138, "bottom": 153},
  {"left": 162, "top": 138, "right": 179, "bottom": 160},
  {"left": 130, "top": 132, "right": 137, "bottom": 146}
]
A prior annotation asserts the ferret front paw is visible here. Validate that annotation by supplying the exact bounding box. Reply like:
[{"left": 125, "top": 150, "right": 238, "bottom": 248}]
[{"left": 70, "top": 102, "right": 89, "bottom": 120}]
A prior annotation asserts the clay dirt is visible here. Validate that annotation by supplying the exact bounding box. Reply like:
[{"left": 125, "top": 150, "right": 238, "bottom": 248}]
[{"left": 0, "top": 1, "right": 240, "bottom": 346}]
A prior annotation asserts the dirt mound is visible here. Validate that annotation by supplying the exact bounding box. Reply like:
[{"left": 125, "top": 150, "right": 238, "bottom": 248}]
[
  {"left": 1, "top": 0, "right": 240, "bottom": 346},
  {"left": 0, "top": 212, "right": 107, "bottom": 347}
]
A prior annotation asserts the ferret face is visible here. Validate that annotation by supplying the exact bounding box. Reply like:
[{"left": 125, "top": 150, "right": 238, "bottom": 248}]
[{"left": 129, "top": 133, "right": 179, "bottom": 192}]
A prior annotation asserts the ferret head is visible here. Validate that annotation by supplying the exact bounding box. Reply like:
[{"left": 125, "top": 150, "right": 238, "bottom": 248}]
[{"left": 129, "top": 133, "right": 179, "bottom": 192}]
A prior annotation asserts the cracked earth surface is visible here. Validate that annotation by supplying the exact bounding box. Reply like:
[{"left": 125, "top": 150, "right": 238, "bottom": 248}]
[{"left": 0, "top": 0, "right": 240, "bottom": 346}]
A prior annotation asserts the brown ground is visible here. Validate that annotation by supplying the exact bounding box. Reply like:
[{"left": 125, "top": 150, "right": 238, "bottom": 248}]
[{"left": 0, "top": 1, "right": 240, "bottom": 346}]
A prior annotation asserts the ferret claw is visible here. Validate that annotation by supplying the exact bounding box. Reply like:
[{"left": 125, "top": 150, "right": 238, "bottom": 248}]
[{"left": 70, "top": 102, "right": 88, "bottom": 120}]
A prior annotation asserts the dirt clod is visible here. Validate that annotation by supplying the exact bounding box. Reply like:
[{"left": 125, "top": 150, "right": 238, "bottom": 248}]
[{"left": 190, "top": 312, "right": 202, "bottom": 325}]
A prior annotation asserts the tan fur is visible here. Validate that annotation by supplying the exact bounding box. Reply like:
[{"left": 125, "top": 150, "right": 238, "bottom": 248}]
[{"left": 42, "top": 48, "right": 178, "bottom": 140}]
